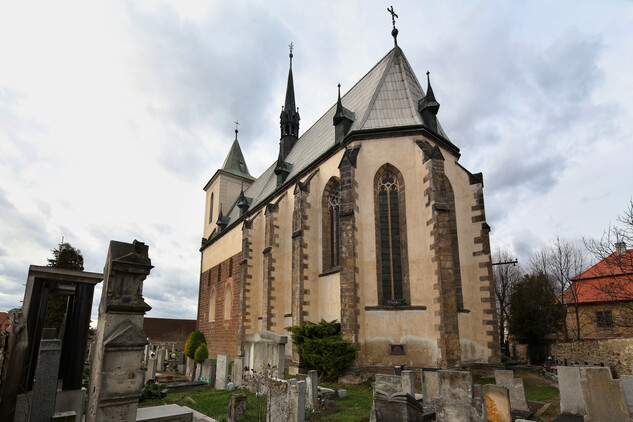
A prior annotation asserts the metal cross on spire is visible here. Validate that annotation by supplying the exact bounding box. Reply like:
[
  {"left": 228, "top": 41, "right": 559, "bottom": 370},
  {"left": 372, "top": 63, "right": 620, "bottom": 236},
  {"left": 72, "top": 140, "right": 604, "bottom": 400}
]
[
  {"left": 387, "top": 6, "right": 399, "bottom": 46},
  {"left": 234, "top": 120, "right": 239, "bottom": 138},
  {"left": 387, "top": 6, "right": 398, "bottom": 29}
]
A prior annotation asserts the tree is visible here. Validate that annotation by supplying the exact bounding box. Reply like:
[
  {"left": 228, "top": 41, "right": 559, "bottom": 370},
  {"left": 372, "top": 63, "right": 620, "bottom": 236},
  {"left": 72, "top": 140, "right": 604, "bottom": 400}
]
[
  {"left": 48, "top": 242, "right": 84, "bottom": 270},
  {"left": 509, "top": 272, "right": 565, "bottom": 363},
  {"left": 44, "top": 241, "right": 85, "bottom": 335},
  {"left": 286, "top": 319, "right": 356, "bottom": 379},
  {"left": 584, "top": 199, "right": 633, "bottom": 327},
  {"left": 184, "top": 330, "right": 207, "bottom": 381},
  {"left": 492, "top": 250, "right": 522, "bottom": 354},
  {"left": 529, "top": 237, "right": 587, "bottom": 339}
]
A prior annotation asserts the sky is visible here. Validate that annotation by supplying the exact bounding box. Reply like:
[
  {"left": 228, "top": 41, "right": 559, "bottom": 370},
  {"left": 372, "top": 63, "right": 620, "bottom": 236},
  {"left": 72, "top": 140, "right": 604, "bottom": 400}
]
[{"left": 1, "top": 0, "right": 632, "bottom": 322}]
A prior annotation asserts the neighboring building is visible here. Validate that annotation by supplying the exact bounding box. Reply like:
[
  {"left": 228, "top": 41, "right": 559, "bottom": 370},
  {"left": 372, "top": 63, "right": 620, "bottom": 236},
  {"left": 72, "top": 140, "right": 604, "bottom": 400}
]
[
  {"left": 563, "top": 244, "right": 633, "bottom": 339},
  {"left": 143, "top": 317, "right": 197, "bottom": 351},
  {"left": 0, "top": 312, "right": 10, "bottom": 333},
  {"left": 198, "top": 27, "right": 500, "bottom": 372}
]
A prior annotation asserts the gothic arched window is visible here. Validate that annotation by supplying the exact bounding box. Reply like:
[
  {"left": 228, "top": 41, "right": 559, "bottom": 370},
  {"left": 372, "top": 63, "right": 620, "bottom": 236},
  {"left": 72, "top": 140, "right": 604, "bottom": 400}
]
[
  {"left": 374, "top": 164, "right": 410, "bottom": 305},
  {"left": 209, "top": 193, "right": 214, "bottom": 224},
  {"left": 322, "top": 178, "right": 341, "bottom": 271}
]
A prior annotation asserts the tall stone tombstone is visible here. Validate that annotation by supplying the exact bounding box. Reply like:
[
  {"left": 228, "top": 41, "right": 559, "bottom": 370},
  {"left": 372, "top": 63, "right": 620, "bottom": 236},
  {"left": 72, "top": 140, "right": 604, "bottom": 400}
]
[
  {"left": 421, "top": 370, "right": 440, "bottom": 403},
  {"left": 233, "top": 356, "right": 244, "bottom": 388},
  {"left": 146, "top": 358, "right": 157, "bottom": 381},
  {"left": 30, "top": 339, "right": 63, "bottom": 422},
  {"left": 494, "top": 370, "right": 529, "bottom": 412},
  {"left": 306, "top": 370, "right": 318, "bottom": 408},
  {"left": 620, "top": 374, "right": 633, "bottom": 415},
  {"left": 216, "top": 354, "right": 229, "bottom": 390},
  {"left": 86, "top": 240, "right": 153, "bottom": 422},
  {"left": 434, "top": 370, "right": 486, "bottom": 422},
  {"left": 244, "top": 330, "right": 287, "bottom": 377},
  {"left": 558, "top": 366, "right": 586, "bottom": 416},
  {"left": 579, "top": 366, "right": 629, "bottom": 421}
]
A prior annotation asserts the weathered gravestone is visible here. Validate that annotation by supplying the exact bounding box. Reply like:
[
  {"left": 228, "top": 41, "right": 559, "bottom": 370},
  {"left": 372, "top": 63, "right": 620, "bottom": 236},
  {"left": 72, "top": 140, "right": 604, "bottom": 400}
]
[
  {"left": 579, "top": 367, "right": 629, "bottom": 422},
  {"left": 227, "top": 394, "right": 247, "bottom": 422},
  {"left": 244, "top": 330, "right": 287, "bottom": 377},
  {"left": 482, "top": 384, "right": 511, "bottom": 422},
  {"left": 494, "top": 369, "right": 529, "bottom": 412},
  {"left": 85, "top": 240, "right": 153, "bottom": 422},
  {"left": 421, "top": 369, "right": 440, "bottom": 403},
  {"left": 216, "top": 354, "right": 230, "bottom": 390},
  {"left": 372, "top": 390, "right": 435, "bottom": 422},
  {"left": 289, "top": 379, "right": 306, "bottom": 422},
  {"left": 233, "top": 356, "right": 244, "bottom": 388},
  {"left": 558, "top": 366, "right": 585, "bottom": 416},
  {"left": 146, "top": 357, "right": 157, "bottom": 381},
  {"left": 620, "top": 374, "right": 633, "bottom": 416},
  {"left": 29, "top": 339, "right": 63, "bottom": 422},
  {"left": 375, "top": 372, "right": 415, "bottom": 396},
  {"left": 185, "top": 356, "right": 193, "bottom": 379},
  {"left": 434, "top": 370, "right": 487, "bottom": 422},
  {"left": 306, "top": 370, "right": 318, "bottom": 408},
  {"left": 201, "top": 358, "right": 215, "bottom": 386}
]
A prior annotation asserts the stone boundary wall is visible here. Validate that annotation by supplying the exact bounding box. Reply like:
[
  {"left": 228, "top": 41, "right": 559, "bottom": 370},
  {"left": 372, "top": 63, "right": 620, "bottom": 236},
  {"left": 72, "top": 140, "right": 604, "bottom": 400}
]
[{"left": 551, "top": 338, "right": 633, "bottom": 376}]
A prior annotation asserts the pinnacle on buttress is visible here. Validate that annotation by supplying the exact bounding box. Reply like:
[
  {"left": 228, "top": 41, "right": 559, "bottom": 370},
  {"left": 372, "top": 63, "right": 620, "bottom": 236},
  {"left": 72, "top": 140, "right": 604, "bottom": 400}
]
[{"left": 279, "top": 43, "right": 300, "bottom": 160}]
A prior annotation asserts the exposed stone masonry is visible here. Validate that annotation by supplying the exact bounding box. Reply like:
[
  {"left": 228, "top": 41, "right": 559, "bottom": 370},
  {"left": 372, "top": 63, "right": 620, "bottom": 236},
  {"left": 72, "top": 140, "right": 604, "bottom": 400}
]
[
  {"left": 338, "top": 146, "right": 361, "bottom": 346},
  {"left": 263, "top": 202, "right": 280, "bottom": 330},
  {"left": 421, "top": 140, "right": 462, "bottom": 367},
  {"left": 238, "top": 218, "right": 254, "bottom": 356}
]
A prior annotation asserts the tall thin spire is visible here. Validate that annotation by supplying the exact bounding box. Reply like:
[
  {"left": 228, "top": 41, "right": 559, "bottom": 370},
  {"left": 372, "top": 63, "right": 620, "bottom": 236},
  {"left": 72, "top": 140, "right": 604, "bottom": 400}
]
[
  {"left": 418, "top": 71, "right": 441, "bottom": 134},
  {"left": 279, "top": 43, "right": 300, "bottom": 159}
]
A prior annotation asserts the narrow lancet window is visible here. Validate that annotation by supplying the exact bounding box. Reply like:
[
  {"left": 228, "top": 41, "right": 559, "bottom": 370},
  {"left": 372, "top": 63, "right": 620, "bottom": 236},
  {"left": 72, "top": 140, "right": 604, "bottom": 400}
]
[{"left": 322, "top": 178, "right": 341, "bottom": 271}]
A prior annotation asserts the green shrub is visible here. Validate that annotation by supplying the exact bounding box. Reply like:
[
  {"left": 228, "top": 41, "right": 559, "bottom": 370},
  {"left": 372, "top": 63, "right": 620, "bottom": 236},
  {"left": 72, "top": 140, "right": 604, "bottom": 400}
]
[
  {"left": 194, "top": 343, "right": 209, "bottom": 364},
  {"left": 287, "top": 319, "right": 356, "bottom": 378},
  {"left": 185, "top": 330, "right": 207, "bottom": 360},
  {"left": 140, "top": 380, "right": 165, "bottom": 402}
]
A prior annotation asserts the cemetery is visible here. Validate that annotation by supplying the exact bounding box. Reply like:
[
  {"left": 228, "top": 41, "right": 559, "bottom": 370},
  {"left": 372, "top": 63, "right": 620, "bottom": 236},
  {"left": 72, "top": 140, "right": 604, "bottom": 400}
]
[{"left": 2, "top": 241, "right": 633, "bottom": 421}]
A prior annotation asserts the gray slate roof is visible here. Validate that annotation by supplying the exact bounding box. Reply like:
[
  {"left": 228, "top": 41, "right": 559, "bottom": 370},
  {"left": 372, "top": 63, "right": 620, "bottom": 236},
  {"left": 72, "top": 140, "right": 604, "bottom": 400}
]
[
  {"left": 216, "top": 46, "right": 453, "bottom": 236},
  {"left": 221, "top": 135, "right": 255, "bottom": 180}
]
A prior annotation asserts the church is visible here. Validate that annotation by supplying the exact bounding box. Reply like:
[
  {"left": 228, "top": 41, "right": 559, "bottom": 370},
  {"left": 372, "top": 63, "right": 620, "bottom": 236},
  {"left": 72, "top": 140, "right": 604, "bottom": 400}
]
[{"left": 197, "top": 21, "right": 500, "bottom": 372}]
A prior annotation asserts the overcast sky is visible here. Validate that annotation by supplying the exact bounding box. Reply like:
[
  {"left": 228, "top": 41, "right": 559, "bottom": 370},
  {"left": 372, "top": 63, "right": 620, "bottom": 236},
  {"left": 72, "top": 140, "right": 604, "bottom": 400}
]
[{"left": 1, "top": 1, "right": 632, "bottom": 321}]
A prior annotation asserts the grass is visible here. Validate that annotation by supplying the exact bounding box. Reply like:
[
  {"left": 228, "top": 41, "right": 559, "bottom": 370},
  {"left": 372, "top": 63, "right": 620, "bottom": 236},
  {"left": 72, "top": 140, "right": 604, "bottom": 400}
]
[
  {"left": 140, "top": 388, "right": 262, "bottom": 421},
  {"left": 319, "top": 382, "right": 373, "bottom": 421}
]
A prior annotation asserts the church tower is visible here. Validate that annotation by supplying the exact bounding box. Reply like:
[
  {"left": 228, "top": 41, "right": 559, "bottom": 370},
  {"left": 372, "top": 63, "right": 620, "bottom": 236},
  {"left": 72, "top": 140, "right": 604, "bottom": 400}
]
[{"left": 202, "top": 127, "right": 254, "bottom": 241}]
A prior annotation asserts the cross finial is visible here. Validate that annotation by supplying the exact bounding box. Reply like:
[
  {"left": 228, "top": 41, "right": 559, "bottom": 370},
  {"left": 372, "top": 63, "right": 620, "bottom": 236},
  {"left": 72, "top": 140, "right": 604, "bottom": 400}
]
[
  {"left": 387, "top": 6, "right": 398, "bottom": 29},
  {"left": 234, "top": 120, "right": 239, "bottom": 139},
  {"left": 387, "top": 6, "right": 399, "bottom": 46}
]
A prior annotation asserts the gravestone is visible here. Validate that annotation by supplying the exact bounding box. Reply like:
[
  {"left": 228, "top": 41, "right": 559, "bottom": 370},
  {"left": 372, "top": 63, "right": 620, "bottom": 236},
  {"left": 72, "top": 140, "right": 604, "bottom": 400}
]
[
  {"left": 290, "top": 379, "right": 306, "bottom": 422},
  {"left": 146, "top": 357, "right": 157, "bottom": 381},
  {"left": 267, "top": 378, "right": 290, "bottom": 422},
  {"left": 201, "top": 358, "right": 215, "bottom": 386},
  {"left": 579, "top": 367, "right": 629, "bottom": 421},
  {"left": 227, "top": 394, "right": 247, "bottom": 422},
  {"left": 158, "top": 348, "right": 166, "bottom": 372},
  {"left": 421, "top": 370, "right": 440, "bottom": 403},
  {"left": 144, "top": 344, "right": 149, "bottom": 363},
  {"left": 375, "top": 372, "right": 414, "bottom": 396},
  {"left": 233, "top": 356, "right": 244, "bottom": 388},
  {"left": 216, "top": 354, "right": 229, "bottom": 390},
  {"left": 244, "top": 330, "right": 287, "bottom": 377},
  {"left": 195, "top": 362, "right": 202, "bottom": 381},
  {"left": 494, "top": 370, "right": 529, "bottom": 412},
  {"left": 558, "top": 366, "right": 585, "bottom": 416},
  {"left": 85, "top": 240, "right": 153, "bottom": 422},
  {"left": 306, "top": 370, "right": 318, "bottom": 408},
  {"left": 482, "top": 384, "right": 511, "bottom": 422},
  {"left": 434, "top": 370, "right": 486, "bottom": 422},
  {"left": 185, "top": 357, "right": 193, "bottom": 379},
  {"left": 31, "top": 339, "right": 63, "bottom": 422},
  {"left": 620, "top": 375, "right": 633, "bottom": 415},
  {"left": 372, "top": 390, "right": 435, "bottom": 421}
]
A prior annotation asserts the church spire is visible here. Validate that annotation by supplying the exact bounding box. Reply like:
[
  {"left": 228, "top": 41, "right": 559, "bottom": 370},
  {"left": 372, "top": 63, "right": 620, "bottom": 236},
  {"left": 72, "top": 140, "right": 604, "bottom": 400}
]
[
  {"left": 279, "top": 43, "right": 300, "bottom": 159},
  {"left": 221, "top": 122, "right": 254, "bottom": 180}
]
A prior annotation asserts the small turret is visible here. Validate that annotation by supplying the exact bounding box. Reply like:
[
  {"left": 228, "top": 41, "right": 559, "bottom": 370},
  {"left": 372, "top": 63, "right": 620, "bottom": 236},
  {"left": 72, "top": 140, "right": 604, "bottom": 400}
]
[
  {"left": 333, "top": 83, "right": 355, "bottom": 144},
  {"left": 418, "top": 71, "right": 441, "bottom": 134}
]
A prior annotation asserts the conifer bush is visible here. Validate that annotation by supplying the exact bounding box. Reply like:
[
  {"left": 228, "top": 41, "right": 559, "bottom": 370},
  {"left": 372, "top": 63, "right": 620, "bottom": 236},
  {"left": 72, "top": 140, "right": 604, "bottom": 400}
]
[
  {"left": 185, "top": 330, "right": 207, "bottom": 360},
  {"left": 194, "top": 343, "right": 209, "bottom": 364},
  {"left": 287, "top": 319, "right": 356, "bottom": 378}
]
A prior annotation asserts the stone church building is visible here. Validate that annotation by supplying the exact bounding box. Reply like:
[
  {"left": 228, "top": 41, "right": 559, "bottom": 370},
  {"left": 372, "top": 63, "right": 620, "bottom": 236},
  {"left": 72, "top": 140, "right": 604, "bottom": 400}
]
[{"left": 197, "top": 30, "right": 500, "bottom": 371}]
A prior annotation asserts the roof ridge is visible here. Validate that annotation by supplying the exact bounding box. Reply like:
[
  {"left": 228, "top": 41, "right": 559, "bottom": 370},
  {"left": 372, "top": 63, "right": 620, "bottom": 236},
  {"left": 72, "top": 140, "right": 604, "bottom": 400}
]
[
  {"left": 356, "top": 49, "right": 397, "bottom": 130},
  {"left": 398, "top": 50, "right": 425, "bottom": 125}
]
